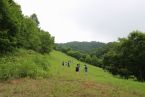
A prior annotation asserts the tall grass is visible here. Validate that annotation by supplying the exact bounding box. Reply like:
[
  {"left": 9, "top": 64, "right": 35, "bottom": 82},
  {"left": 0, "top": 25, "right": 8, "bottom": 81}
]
[{"left": 0, "top": 49, "right": 50, "bottom": 80}]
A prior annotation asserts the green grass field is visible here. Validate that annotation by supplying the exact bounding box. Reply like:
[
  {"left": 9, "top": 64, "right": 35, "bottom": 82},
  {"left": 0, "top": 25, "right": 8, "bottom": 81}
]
[{"left": 0, "top": 50, "right": 145, "bottom": 97}]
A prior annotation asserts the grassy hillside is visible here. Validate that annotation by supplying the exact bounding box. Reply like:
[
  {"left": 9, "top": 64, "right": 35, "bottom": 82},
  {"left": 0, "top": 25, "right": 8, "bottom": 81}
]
[
  {"left": 0, "top": 50, "right": 145, "bottom": 97},
  {"left": 0, "top": 49, "right": 51, "bottom": 80}
]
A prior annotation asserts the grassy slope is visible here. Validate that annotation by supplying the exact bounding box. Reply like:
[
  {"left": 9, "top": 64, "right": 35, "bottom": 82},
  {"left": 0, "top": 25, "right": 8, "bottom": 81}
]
[{"left": 0, "top": 50, "right": 145, "bottom": 97}]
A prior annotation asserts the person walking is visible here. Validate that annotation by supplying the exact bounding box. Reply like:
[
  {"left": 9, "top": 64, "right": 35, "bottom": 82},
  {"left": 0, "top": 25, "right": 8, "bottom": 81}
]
[
  {"left": 76, "top": 64, "right": 80, "bottom": 72},
  {"left": 67, "top": 61, "right": 70, "bottom": 67},
  {"left": 62, "top": 61, "right": 65, "bottom": 66},
  {"left": 84, "top": 64, "right": 88, "bottom": 74}
]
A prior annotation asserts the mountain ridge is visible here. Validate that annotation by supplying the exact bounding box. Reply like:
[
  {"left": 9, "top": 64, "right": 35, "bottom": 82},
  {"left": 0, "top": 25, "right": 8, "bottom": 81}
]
[{"left": 56, "top": 41, "right": 106, "bottom": 53}]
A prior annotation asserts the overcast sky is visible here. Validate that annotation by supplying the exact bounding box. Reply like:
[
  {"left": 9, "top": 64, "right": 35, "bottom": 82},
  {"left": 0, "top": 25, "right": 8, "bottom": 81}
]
[{"left": 14, "top": 0, "right": 145, "bottom": 43}]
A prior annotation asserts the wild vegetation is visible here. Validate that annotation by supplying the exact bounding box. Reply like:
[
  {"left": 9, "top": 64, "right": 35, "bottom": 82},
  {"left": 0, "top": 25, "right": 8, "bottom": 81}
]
[
  {"left": 0, "top": 50, "right": 145, "bottom": 97},
  {"left": 56, "top": 31, "right": 145, "bottom": 81},
  {"left": 0, "top": 49, "right": 50, "bottom": 80}
]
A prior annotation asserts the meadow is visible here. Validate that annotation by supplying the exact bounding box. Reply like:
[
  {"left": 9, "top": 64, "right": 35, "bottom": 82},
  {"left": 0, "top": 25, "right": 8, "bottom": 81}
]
[{"left": 0, "top": 49, "right": 145, "bottom": 97}]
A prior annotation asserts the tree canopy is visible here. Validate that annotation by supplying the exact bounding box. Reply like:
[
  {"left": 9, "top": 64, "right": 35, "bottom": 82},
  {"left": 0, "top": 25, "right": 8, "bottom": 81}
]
[
  {"left": 0, "top": 0, "right": 54, "bottom": 54},
  {"left": 103, "top": 31, "right": 145, "bottom": 81}
]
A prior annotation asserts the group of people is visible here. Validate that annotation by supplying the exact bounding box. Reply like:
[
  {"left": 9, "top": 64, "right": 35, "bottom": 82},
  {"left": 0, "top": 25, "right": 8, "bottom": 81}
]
[
  {"left": 76, "top": 64, "right": 88, "bottom": 74},
  {"left": 62, "top": 60, "right": 88, "bottom": 74},
  {"left": 62, "top": 61, "right": 71, "bottom": 67}
]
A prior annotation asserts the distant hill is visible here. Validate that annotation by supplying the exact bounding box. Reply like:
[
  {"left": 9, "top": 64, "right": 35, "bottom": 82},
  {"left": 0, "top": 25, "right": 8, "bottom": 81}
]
[{"left": 56, "top": 41, "right": 106, "bottom": 53}]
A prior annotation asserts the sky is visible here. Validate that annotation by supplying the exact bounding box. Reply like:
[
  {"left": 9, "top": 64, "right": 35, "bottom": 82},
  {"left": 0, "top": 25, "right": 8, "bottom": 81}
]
[{"left": 14, "top": 0, "right": 145, "bottom": 43}]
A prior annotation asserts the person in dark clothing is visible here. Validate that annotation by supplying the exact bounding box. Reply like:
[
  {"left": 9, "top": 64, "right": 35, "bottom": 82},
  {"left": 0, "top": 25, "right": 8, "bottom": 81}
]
[
  {"left": 62, "top": 61, "right": 65, "bottom": 66},
  {"left": 76, "top": 64, "right": 80, "bottom": 72},
  {"left": 68, "top": 61, "right": 70, "bottom": 67},
  {"left": 84, "top": 64, "right": 88, "bottom": 74}
]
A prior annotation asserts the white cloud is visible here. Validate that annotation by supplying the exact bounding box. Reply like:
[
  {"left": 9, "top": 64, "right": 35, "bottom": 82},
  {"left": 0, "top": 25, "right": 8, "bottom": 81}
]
[{"left": 14, "top": 0, "right": 145, "bottom": 43}]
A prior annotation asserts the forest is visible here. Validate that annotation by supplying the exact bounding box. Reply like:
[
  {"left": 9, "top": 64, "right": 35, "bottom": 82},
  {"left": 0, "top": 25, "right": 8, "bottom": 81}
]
[{"left": 0, "top": 0, "right": 54, "bottom": 54}]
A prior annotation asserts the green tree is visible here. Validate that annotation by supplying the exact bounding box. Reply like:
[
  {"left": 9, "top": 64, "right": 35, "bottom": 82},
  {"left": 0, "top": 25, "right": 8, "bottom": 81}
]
[
  {"left": 17, "top": 17, "right": 41, "bottom": 51},
  {"left": 91, "top": 55, "right": 102, "bottom": 67},
  {"left": 0, "top": 0, "right": 22, "bottom": 53},
  {"left": 39, "top": 30, "right": 54, "bottom": 53},
  {"left": 85, "top": 55, "right": 92, "bottom": 63},
  {"left": 0, "top": 0, "right": 54, "bottom": 54},
  {"left": 103, "top": 31, "right": 145, "bottom": 81},
  {"left": 120, "top": 31, "right": 145, "bottom": 81},
  {"left": 30, "top": 13, "right": 39, "bottom": 26}
]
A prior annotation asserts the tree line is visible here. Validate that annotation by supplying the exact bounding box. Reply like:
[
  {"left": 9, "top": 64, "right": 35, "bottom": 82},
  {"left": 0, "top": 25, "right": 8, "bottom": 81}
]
[
  {"left": 0, "top": 0, "right": 54, "bottom": 54},
  {"left": 103, "top": 31, "right": 145, "bottom": 81},
  {"left": 56, "top": 41, "right": 105, "bottom": 54},
  {"left": 56, "top": 31, "right": 145, "bottom": 81}
]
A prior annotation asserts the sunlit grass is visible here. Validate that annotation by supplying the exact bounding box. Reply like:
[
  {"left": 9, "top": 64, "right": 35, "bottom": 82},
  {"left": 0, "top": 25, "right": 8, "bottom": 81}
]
[
  {"left": 0, "top": 50, "right": 145, "bottom": 97},
  {"left": 48, "top": 51, "right": 145, "bottom": 94}
]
